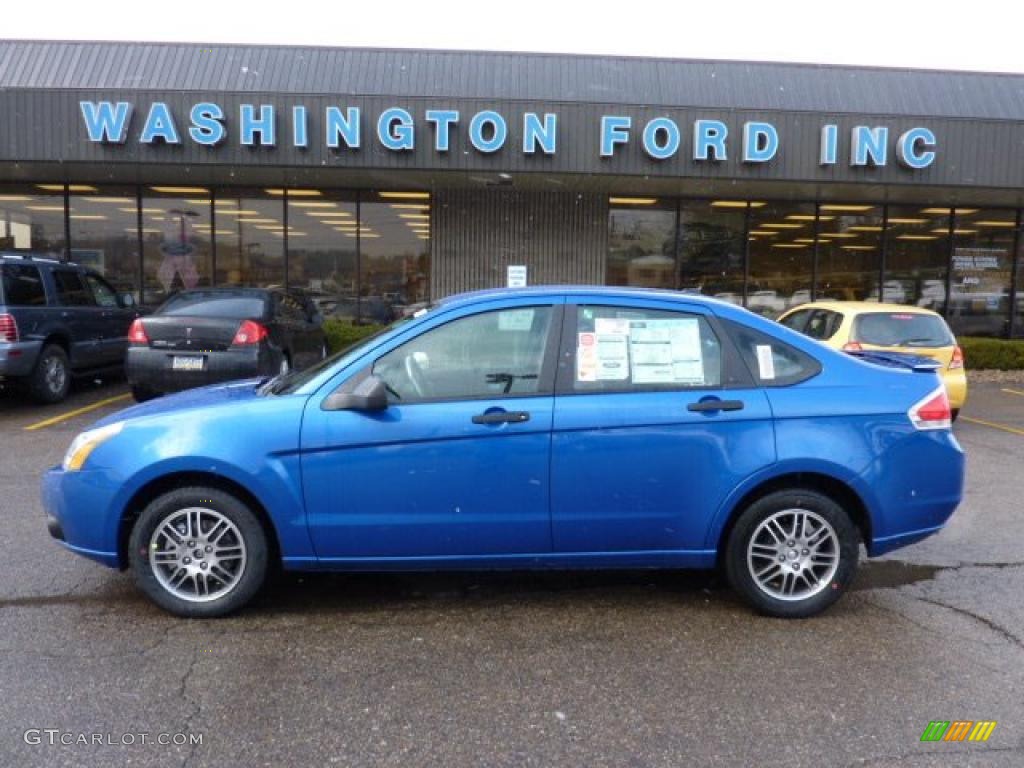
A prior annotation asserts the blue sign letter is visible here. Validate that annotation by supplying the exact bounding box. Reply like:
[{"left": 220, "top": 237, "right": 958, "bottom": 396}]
[
  {"left": 897, "top": 127, "right": 936, "bottom": 169},
  {"left": 240, "top": 105, "right": 276, "bottom": 147},
  {"left": 326, "top": 107, "right": 360, "bottom": 149},
  {"left": 139, "top": 103, "right": 181, "bottom": 145},
  {"left": 378, "top": 108, "right": 415, "bottom": 151},
  {"left": 743, "top": 122, "right": 778, "bottom": 163},
  {"left": 293, "top": 106, "right": 309, "bottom": 148},
  {"left": 523, "top": 113, "right": 557, "bottom": 154},
  {"left": 601, "top": 116, "right": 631, "bottom": 157},
  {"left": 469, "top": 111, "right": 507, "bottom": 153},
  {"left": 80, "top": 101, "right": 133, "bottom": 144},
  {"left": 189, "top": 102, "right": 225, "bottom": 146},
  {"left": 642, "top": 118, "right": 681, "bottom": 160},
  {"left": 851, "top": 126, "right": 888, "bottom": 166},
  {"left": 425, "top": 110, "right": 459, "bottom": 152},
  {"left": 693, "top": 119, "right": 727, "bottom": 161},
  {"left": 820, "top": 124, "right": 838, "bottom": 165}
]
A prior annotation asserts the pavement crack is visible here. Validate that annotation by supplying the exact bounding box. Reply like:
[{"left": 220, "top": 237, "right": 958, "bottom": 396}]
[{"left": 916, "top": 596, "right": 1024, "bottom": 651}]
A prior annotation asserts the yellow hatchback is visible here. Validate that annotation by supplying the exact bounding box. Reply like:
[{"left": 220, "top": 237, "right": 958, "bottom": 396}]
[{"left": 778, "top": 301, "right": 967, "bottom": 416}]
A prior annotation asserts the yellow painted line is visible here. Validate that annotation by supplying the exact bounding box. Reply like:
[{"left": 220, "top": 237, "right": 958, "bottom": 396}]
[
  {"left": 960, "top": 415, "right": 1024, "bottom": 437},
  {"left": 1002, "top": 388, "right": 1024, "bottom": 397},
  {"left": 23, "top": 393, "right": 131, "bottom": 431}
]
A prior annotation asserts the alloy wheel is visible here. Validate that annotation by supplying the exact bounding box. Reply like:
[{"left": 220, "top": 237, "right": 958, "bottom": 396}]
[
  {"left": 746, "top": 508, "right": 840, "bottom": 601},
  {"left": 148, "top": 507, "right": 247, "bottom": 603}
]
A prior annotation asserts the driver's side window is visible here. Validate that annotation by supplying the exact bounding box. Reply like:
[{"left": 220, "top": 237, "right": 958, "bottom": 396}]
[{"left": 372, "top": 306, "right": 553, "bottom": 403}]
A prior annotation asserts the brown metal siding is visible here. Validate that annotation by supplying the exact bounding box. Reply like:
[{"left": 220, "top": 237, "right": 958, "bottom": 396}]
[{"left": 432, "top": 190, "right": 607, "bottom": 297}]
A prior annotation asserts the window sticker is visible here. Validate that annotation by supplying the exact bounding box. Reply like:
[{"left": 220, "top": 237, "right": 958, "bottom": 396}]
[
  {"left": 756, "top": 344, "right": 776, "bottom": 380},
  {"left": 629, "top": 318, "right": 704, "bottom": 384},
  {"left": 497, "top": 308, "right": 535, "bottom": 332},
  {"left": 577, "top": 332, "right": 598, "bottom": 381}
]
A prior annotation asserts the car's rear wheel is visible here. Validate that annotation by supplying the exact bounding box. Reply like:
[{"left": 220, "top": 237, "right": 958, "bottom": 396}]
[
  {"left": 725, "top": 489, "right": 859, "bottom": 618},
  {"left": 128, "top": 486, "right": 268, "bottom": 618},
  {"left": 27, "top": 344, "right": 71, "bottom": 404}
]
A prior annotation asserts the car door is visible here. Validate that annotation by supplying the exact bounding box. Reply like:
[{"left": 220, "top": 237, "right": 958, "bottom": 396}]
[
  {"left": 84, "top": 272, "right": 133, "bottom": 364},
  {"left": 50, "top": 268, "right": 104, "bottom": 368},
  {"left": 301, "top": 301, "right": 562, "bottom": 560},
  {"left": 549, "top": 299, "right": 777, "bottom": 554}
]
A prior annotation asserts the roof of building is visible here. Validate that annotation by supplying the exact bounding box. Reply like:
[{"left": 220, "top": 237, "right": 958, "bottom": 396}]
[{"left": 2, "top": 40, "right": 1023, "bottom": 120}]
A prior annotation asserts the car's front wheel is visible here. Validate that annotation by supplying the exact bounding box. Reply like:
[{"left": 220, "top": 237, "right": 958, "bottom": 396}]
[
  {"left": 725, "top": 489, "right": 859, "bottom": 618},
  {"left": 128, "top": 487, "right": 268, "bottom": 618}
]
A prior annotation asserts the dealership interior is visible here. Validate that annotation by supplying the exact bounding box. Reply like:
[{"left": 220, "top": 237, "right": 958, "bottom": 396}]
[{"left": 1, "top": 184, "right": 1020, "bottom": 338}]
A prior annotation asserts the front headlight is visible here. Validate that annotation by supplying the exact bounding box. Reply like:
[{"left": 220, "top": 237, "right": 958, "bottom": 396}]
[{"left": 62, "top": 422, "right": 124, "bottom": 472}]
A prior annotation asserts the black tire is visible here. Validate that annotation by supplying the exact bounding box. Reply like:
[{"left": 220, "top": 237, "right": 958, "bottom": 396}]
[
  {"left": 725, "top": 488, "right": 860, "bottom": 619},
  {"left": 128, "top": 486, "right": 269, "bottom": 618},
  {"left": 951, "top": 408, "right": 960, "bottom": 422},
  {"left": 27, "top": 344, "right": 71, "bottom": 404},
  {"left": 131, "top": 384, "right": 159, "bottom": 403}
]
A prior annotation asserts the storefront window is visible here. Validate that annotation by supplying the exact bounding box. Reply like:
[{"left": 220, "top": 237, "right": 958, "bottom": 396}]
[
  {"left": 68, "top": 186, "right": 139, "bottom": 298},
  {"left": 285, "top": 190, "right": 358, "bottom": 319},
  {"left": 0, "top": 184, "right": 66, "bottom": 257},
  {"left": 747, "top": 202, "right": 815, "bottom": 317},
  {"left": 1016, "top": 230, "right": 1024, "bottom": 339},
  {"left": 677, "top": 201, "right": 747, "bottom": 303},
  {"left": 214, "top": 190, "right": 284, "bottom": 289},
  {"left": 359, "top": 192, "right": 432, "bottom": 323},
  {"left": 607, "top": 200, "right": 677, "bottom": 289},
  {"left": 885, "top": 205, "right": 950, "bottom": 308},
  {"left": 140, "top": 187, "right": 213, "bottom": 306},
  {"left": 946, "top": 208, "right": 1016, "bottom": 337},
  {"left": 816, "top": 204, "right": 883, "bottom": 301}
]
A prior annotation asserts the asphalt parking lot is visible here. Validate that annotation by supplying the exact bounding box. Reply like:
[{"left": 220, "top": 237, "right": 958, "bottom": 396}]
[{"left": 2, "top": 376, "right": 1024, "bottom": 768}]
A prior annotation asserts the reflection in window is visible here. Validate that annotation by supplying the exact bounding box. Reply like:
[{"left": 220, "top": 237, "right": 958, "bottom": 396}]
[
  {"left": 946, "top": 209, "right": 1016, "bottom": 338},
  {"left": 213, "top": 191, "right": 284, "bottom": 289},
  {"left": 747, "top": 202, "right": 815, "bottom": 317},
  {"left": 677, "top": 201, "right": 747, "bottom": 303},
  {"left": 885, "top": 206, "right": 950, "bottom": 308},
  {"left": 359, "top": 193, "right": 432, "bottom": 324},
  {"left": 815, "top": 204, "right": 882, "bottom": 301},
  {"left": 141, "top": 187, "right": 213, "bottom": 306},
  {"left": 607, "top": 201, "right": 677, "bottom": 289},
  {"left": 69, "top": 186, "right": 139, "bottom": 298},
  {"left": 285, "top": 191, "right": 357, "bottom": 320},
  {"left": 0, "top": 185, "right": 67, "bottom": 257}
]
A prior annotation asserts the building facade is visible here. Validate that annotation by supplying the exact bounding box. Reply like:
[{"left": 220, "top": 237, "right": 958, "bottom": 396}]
[{"left": 0, "top": 41, "right": 1022, "bottom": 336}]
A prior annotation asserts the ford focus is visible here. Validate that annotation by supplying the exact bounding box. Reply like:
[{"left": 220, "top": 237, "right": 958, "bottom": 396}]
[{"left": 42, "top": 287, "right": 965, "bottom": 618}]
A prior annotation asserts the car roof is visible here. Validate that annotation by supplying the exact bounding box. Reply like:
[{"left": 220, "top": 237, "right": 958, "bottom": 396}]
[
  {"left": 0, "top": 251, "right": 77, "bottom": 267},
  {"left": 439, "top": 285, "right": 738, "bottom": 310},
  {"left": 781, "top": 301, "right": 943, "bottom": 317}
]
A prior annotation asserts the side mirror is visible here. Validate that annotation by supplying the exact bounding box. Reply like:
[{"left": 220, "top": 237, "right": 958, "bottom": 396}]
[
  {"left": 322, "top": 374, "right": 389, "bottom": 412},
  {"left": 119, "top": 292, "right": 136, "bottom": 308}
]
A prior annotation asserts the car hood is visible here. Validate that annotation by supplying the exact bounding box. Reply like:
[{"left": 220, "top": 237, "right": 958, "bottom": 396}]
[{"left": 92, "top": 379, "right": 266, "bottom": 429}]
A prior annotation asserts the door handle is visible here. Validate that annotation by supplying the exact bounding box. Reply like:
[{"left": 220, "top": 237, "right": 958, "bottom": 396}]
[
  {"left": 687, "top": 399, "right": 745, "bottom": 413},
  {"left": 472, "top": 410, "right": 530, "bottom": 425}
]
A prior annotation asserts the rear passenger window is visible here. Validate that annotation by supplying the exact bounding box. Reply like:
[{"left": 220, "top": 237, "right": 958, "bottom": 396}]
[
  {"left": 779, "top": 308, "right": 811, "bottom": 333},
  {"left": 804, "top": 310, "right": 843, "bottom": 341},
  {"left": 53, "top": 270, "right": 96, "bottom": 307},
  {"left": 572, "top": 306, "right": 722, "bottom": 392},
  {"left": 727, "top": 320, "right": 821, "bottom": 387},
  {"left": 1, "top": 264, "right": 47, "bottom": 306}
]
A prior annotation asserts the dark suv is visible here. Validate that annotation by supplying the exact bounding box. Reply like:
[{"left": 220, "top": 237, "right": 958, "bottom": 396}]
[{"left": 0, "top": 253, "right": 138, "bottom": 403}]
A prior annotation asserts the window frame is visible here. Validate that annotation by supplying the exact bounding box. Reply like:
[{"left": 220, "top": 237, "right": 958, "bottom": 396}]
[
  {"left": 350, "top": 303, "right": 564, "bottom": 407},
  {"left": 721, "top": 318, "right": 823, "bottom": 388},
  {"left": 555, "top": 302, "right": 754, "bottom": 396}
]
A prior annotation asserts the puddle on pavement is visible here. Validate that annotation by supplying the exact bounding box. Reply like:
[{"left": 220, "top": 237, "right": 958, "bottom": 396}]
[{"left": 854, "top": 560, "right": 942, "bottom": 590}]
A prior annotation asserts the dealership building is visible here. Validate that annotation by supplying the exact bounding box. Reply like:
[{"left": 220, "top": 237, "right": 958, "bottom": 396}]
[{"left": 0, "top": 40, "right": 1022, "bottom": 336}]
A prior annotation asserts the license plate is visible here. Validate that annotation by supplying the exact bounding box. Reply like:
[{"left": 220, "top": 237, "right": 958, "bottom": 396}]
[{"left": 171, "top": 355, "right": 205, "bottom": 371}]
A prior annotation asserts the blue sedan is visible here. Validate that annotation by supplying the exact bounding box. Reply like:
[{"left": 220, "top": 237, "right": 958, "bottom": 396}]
[{"left": 42, "top": 287, "right": 964, "bottom": 618}]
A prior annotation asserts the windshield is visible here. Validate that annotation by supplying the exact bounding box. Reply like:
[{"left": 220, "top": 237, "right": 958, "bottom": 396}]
[
  {"left": 263, "top": 309, "right": 428, "bottom": 395},
  {"left": 852, "top": 312, "right": 953, "bottom": 347},
  {"left": 159, "top": 291, "right": 267, "bottom": 319}
]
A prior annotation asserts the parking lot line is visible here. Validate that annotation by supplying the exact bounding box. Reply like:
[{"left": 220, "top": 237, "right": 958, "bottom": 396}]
[
  {"left": 960, "top": 415, "right": 1024, "bottom": 437},
  {"left": 23, "top": 394, "right": 131, "bottom": 431},
  {"left": 1002, "top": 388, "right": 1024, "bottom": 397}
]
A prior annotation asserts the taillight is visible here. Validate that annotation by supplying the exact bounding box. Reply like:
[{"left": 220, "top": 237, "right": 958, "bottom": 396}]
[
  {"left": 949, "top": 345, "right": 964, "bottom": 370},
  {"left": 842, "top": 341, "right": 863, "bottom": 352},
  {"left": 231, "top": 320, "right": 268, "bottom": 346},
  {"left": 908, "top": 386, "right": 952, "bottom": 431},
  {"left": 127, "top": 318, "right": 149, "bottom": 345},
  {"left": 0, "top": 313, "right": 18, "bottom": 343}
]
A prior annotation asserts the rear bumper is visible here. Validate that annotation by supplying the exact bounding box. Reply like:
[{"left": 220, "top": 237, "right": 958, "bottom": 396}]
[
  {"left": 0, "top": 340, "right": 42, "bottom": 377},
  {"left": 125, "top": 345, "right": 276, "bottom": 393},
  {"left": 941, "top": 368, "right": 968, "bottom": 410}
]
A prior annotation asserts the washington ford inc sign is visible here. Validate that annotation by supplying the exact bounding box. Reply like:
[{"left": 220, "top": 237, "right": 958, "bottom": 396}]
[{"left": 79, "top": 101, "right": 938, "bottom": 169}]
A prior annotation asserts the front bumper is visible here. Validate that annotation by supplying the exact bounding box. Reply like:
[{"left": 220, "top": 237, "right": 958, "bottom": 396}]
[
  {"left": 41, "top": 465, "right": 122, "bottom": 568},
  {"left": 125, "top": 345, "right": 275, "bottom": 394},
  {"left": 0, "top": 340, "right": 42, "bottom": 377}
]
